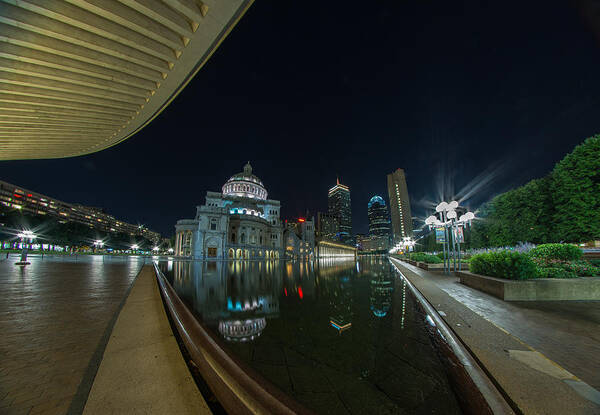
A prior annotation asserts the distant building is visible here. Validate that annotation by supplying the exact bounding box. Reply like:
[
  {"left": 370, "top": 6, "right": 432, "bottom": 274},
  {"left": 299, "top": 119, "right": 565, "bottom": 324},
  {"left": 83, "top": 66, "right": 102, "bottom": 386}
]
[
  {"left": 174, "top": 162, "right": 283, "bottom": 259},
  {"left": 328, "top": 179, "right": 352, "bottom": 243},
  {"left": 0, "top": 179, "right": 161, "bottom": 242},
  {"left": 283, "top": 217, "right": 315, "bottom": 259},
  {"left": 357, "top": 235, "right": 389, "bottom": 253},
  {"left": 387, "top": 168, "right": 413, "bottom": 241},
  {"left": 367, "top": 195, "right": 391, "bottom": 238},
  {"left": 317, "top": 212, "right": 339, "bottom": 241}
]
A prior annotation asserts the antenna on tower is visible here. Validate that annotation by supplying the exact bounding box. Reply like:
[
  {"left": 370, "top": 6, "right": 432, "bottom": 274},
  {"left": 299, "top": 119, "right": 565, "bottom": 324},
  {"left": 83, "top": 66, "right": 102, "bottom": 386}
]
[{"left": 336, "top": 176, "right": 340, "bottom": 185}]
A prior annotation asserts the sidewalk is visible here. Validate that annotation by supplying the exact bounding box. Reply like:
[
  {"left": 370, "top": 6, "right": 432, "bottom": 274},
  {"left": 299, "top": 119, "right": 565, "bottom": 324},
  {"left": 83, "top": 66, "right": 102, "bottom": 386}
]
[
  {"left": 390, "top": 258, "right": 600, "bottom": 415},
  {"left": 83, "top": 265, "right": 210, "bottom": 414}
]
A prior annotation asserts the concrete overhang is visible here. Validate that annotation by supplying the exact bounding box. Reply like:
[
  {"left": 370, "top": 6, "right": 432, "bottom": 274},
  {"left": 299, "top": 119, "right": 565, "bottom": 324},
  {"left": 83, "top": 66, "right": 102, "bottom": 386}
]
[{"left": 0, "top": 0, "right": 253, "bottom": 160}]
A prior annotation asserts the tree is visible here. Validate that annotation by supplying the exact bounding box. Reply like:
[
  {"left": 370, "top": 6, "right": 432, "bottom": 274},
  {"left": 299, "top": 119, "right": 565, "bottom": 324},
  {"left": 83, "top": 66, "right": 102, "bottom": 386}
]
[{"left": 550, "top": 135, "right": 600, "bottom": 242}]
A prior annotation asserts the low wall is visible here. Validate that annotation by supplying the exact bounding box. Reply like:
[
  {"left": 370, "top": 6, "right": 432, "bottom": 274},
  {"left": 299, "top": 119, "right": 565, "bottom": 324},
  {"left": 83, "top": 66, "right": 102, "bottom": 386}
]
[
  {"left": 458, "top": 271, "right": 600, "bottom": 301},
  {"left": 416, "top": 262, "right": 469, "bottom": 271}
]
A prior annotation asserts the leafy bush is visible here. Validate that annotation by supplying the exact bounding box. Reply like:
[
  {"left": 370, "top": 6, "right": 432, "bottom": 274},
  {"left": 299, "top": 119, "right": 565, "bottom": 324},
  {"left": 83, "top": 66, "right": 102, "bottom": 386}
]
[
  {"left": 410, "top": 252, "right": 443, "bottom": 264},
  {"left": 561, "top": 260, "right": 600, "bottom": 277},
  {"left": 527, "top": 243, "right": 582, "bottom": 261},
  {"left": 470, "top": 251, "right": 539, "bottom": 280},
  {"left": 537, "top": 266, "right": 578, "bottom": 279}
]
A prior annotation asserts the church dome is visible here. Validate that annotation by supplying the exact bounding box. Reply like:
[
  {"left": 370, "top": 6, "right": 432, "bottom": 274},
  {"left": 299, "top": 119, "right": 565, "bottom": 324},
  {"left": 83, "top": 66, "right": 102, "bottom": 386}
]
[{"left": 222, "top": 162, "right": 268, "bottom": 200}]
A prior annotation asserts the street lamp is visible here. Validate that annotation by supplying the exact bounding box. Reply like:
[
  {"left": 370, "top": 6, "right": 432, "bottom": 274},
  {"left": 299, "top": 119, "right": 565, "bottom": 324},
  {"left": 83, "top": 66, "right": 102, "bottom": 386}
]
[
  {"left": 426, "top": 202, "right": 475, "bottom": 274},
  {"left": 15, "top": 230, "right": 36, "bottom": 265},
  {"left": 131, "top": 244, "right": 139, "bottom": 254},
  {"left": 93, "top": 240, "right": 104, "bottom": 253}
]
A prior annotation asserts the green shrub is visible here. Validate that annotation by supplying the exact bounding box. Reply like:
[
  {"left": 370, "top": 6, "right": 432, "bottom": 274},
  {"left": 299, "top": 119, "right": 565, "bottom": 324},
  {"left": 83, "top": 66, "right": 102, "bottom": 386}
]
[
  {"left": 410, "top": 252, "right": 443, "bottom": 264},
  {"left": 470, "top": 251, "right": 539, "bottom": 280},
  {"left": 528, "top": 244, "right": 582, "bottom": 261},
  {"left": 537, "top": 266, "right": 578, "bottom": 279},
  {"left": 562, "top": 260, "right": 600, "bottom": 277}
]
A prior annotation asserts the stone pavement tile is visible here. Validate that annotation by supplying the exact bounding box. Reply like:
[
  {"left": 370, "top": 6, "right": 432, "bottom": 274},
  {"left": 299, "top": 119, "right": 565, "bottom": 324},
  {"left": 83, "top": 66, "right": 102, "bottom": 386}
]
[{"left": 0, "top": 257, "right": 142, "bottom": 415}]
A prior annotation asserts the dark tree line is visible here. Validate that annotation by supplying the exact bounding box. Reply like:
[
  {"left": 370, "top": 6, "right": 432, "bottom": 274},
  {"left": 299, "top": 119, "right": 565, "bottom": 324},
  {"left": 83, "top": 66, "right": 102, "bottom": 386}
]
[{"left": 471, "top": 135, "right": 600, "bottom": 247}]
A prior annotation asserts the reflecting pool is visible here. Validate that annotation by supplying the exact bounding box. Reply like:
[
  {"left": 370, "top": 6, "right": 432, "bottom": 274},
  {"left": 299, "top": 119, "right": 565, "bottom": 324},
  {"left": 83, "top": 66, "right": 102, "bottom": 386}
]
[{"left": 158, "top": 257, "right": 462, "bottom": 414}]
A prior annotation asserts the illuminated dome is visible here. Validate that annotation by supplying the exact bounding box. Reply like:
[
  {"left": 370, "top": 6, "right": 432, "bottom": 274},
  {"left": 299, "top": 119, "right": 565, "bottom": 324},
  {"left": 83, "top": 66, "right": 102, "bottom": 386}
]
[
  {"left": 368, "top": 195, "right": 385, "bottom": 208},
  {"left": 222, "top": 162, "right": 268, "bottom": 200},
  {"left": 218, "top": 317, "right": 266, "bottom": 342}
]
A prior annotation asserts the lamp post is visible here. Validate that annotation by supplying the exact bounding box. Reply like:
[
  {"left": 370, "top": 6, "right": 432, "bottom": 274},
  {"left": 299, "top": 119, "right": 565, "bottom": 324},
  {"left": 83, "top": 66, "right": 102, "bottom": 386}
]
[
  {"left": 131, "top": 244, "right": 139, "bottom": 255},
  {"left": 153, "top": 246, "right": 159, "bottom": 256},
  {"left": 16, "top": 230, "right": 36, "bottom": 265},
  {"left": 426, "top": 202, "right": 474, "bottom": 275},
  {"left": 93, "top": 240, "right": 104, "bottom": 253}
]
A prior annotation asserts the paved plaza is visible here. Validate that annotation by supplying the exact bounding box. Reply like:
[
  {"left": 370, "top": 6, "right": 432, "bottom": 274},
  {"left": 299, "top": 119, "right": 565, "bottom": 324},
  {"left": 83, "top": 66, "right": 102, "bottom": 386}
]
[{"left": 0, "top": 255, "right": 145, "bottom": 415}]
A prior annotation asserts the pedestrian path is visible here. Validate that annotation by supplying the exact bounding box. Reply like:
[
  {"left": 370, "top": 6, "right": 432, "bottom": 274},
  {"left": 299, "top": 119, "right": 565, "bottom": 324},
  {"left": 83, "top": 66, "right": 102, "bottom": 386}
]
[
  {"left": 390, "top": 258, "right": 600, "bottom": 414},
  {"left": 82, "top": 265, "right": 211, "bottom": 414},
  {"left": 0, "top": 255, "right": 141, "bottom": 415}
]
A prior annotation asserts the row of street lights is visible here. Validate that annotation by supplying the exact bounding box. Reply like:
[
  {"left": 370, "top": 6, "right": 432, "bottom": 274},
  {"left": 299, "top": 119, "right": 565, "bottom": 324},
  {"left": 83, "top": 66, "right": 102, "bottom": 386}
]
[
  {"left": 11, "top": 231, "right": 173, "bottom": 266},
  {"left": 425, "top": 201, "right": 475, "bottom": 274}
]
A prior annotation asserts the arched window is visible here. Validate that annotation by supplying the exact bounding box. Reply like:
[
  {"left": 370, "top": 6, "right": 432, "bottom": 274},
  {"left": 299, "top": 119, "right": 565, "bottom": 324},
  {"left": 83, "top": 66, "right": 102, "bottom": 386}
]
[
  {"left": 241, "top": 233, "right": 246, "bottom": 244},
  {"left": 231, "top": 233, "right": 236, "bottom": 243}
]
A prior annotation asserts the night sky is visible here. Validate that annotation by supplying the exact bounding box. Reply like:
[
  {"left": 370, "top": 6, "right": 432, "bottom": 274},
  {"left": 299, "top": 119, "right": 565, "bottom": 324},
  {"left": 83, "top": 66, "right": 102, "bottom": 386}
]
[{"left": 1, "top": 1, "right": 599, "bottom": 237}]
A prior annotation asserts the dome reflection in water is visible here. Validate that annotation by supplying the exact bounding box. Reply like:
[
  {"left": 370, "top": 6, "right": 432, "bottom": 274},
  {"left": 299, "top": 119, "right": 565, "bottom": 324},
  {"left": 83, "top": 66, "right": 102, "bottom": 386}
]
[{"left": 159, "top": 257, "right": 462, "bottom": 414}]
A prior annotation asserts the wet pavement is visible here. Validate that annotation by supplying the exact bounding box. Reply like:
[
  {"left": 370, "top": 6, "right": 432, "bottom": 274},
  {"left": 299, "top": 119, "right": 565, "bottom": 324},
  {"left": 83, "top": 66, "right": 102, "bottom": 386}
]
[
  {"left": 397, "top": 261, "right": 600, "bottom": 390},
  {"left": 0, "top": 254, "right": 145, "bottom": 415}
]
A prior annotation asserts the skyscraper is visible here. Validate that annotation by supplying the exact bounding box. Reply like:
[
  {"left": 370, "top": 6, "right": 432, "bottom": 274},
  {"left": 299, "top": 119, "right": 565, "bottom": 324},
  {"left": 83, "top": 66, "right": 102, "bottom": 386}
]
[
  {"left": 387, "top": 168, "right": 413, "bottom": 241},
  {"left": 328, "top": 179, "right": 352, "bottom": 243},
  {"left": 367, "top": 195, "right": 391, "bottom": 237}
]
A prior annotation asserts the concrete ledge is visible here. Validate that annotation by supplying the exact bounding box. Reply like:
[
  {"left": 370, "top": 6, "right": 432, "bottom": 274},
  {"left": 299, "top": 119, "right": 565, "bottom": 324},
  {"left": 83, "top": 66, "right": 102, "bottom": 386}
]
[
  {"left": 417, "top": 262, "right": 469, "bottom": 271},
  {"left": 458, "top": 271, "right": 600, "bottom": 301},
  {"left": 83, "top": 265, "right": 210, "bottom": 414}
]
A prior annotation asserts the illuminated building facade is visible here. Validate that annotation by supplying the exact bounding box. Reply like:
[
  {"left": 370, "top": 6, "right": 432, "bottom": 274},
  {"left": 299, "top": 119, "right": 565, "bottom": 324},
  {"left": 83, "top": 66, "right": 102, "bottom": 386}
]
[
  {"left": 317, "top": 212, "right": 338, "bottom": 241},
  {"left": 327, "top": 179, "right": 352, "bottom": 243},
  {"left": 367, "top": 195, "right": 391, "bottom": 237},
  {"left": 283, "top": 217, "right": 315, "bottom": 259},
  {"left": 387, "top": 168, "right": 413, "bottom": 242},
  {"left": 0, "top": 179, "right": 160, "bottom": 242},
  {"left": 174, "top": 162, "right": 283, "bottom": 259}
]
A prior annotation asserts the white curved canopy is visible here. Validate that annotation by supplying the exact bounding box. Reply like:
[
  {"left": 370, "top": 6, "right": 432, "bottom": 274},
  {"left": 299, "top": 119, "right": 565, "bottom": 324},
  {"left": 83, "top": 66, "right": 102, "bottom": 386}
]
[{"left": 0, "top": 0, "right": 253, "bottom": 160}]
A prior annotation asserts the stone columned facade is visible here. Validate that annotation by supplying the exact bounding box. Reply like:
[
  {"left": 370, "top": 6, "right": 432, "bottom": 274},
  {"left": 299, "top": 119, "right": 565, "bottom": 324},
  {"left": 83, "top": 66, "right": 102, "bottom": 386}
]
[{"left": 175, "top": 163, "right": 283, "bottom": 259}]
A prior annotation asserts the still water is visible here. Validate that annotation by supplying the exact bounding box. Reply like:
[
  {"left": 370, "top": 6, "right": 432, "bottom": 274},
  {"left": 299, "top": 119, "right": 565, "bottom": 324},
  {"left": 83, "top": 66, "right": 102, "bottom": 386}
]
[{"left": 158, "top": 257, "right": 462, "bottom": 414}]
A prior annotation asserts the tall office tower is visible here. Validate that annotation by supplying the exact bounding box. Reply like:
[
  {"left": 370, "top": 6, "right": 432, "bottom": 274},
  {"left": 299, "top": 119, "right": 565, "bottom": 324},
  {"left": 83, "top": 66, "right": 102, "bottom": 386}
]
[
  {"left": 328, "top": 179, "right": 352, "bottom": 243},
  {"left": 387, "top": 168, "right": 413, "bottom": 241},
  {"left": 367, "top": 195, "right": 391, "bottom": 237},
  {"left": 317, "top": 212, "right": 339, "bottom": 241}
]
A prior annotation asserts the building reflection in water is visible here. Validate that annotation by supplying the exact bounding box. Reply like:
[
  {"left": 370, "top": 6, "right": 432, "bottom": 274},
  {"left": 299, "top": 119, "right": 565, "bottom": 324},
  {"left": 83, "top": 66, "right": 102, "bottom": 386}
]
[
  {"left": 171, "top": 260, "right": 283, "bottom": 342},
  {"left": 316, "top": 257, "right": 356, "bottom": 333},
  {"left": 165, "top": 256, "right": 407, "bottom": 342}
]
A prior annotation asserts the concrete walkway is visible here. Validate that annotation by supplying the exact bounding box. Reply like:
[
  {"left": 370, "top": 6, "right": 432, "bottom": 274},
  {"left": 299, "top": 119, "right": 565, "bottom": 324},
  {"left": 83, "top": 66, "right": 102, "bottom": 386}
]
[
  {"left": 83, "top": 265, "right": 210, "bottom": 414},
  {"left": 390, "top": 258, "right": 600, "bottom": 415}
]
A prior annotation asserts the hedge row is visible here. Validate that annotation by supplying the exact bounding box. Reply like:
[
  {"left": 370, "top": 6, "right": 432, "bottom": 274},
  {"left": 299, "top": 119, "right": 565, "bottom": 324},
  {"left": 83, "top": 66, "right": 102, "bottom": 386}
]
[
  {"left": 410, "top": 252, "right": 443, "bottom": 264},
  {"left": 470, "top": 251, "right": 538, "bottom": 280}
]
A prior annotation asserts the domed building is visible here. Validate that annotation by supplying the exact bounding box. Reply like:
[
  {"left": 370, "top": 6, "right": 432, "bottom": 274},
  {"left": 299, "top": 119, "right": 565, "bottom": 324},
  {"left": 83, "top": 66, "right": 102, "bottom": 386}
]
[{"left": 174, "top": 162, "right": 283, "bottom": 259}]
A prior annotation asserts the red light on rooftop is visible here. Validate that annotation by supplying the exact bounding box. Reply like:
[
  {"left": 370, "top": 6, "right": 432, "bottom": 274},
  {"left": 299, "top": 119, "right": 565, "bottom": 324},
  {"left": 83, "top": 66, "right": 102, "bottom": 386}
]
[
  {"left": 298, "top": 286, "right": 303, "bottom": 299},
  {"left": 298, "top": 218, "right": 305, "bottom": 222},
  {"left": 27, "top": 194, "right": 32, "bottom": 197},
  {"left": 13, "top": 194, "right": 22, "bottom": 198}
]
